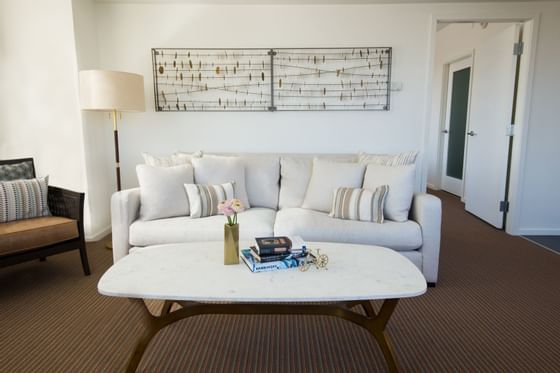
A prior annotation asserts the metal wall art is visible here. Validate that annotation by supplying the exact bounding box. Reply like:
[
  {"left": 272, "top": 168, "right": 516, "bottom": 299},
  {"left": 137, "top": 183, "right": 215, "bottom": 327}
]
[{"left": 152, "top": 47, "right": 391, "bottom": 112}]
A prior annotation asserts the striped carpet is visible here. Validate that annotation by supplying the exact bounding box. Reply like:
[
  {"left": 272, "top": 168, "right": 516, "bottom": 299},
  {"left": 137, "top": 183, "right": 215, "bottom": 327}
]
[{"left": 1, "top": 190, "right": 559, "bottom": 372}]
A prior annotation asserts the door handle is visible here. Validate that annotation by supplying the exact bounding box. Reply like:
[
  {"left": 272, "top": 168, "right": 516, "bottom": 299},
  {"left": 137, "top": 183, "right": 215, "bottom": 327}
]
[
  {"left": 441, "top": 129, "right": 449, "bottom": 134},
  {"left": 467, "top": 130, "right": 477, "bottom": 136}
]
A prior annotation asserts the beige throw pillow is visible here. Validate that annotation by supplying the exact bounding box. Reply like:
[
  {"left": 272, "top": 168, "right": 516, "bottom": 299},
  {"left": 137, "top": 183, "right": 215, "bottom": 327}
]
[
  {"left": 301, "top": 158, "right": 366, "bottom": 213},
  {"left": 362, "top": 164, "right": 415, "bottom": 222},
  {"left": 358, "top": 151, "right": 418, "bottom": 166},
  {"left": 329, "top": 185, "right": 389, "bottom": 223},
  {"left": 142, "top": 152, "right": 193, "bottom": 167},
  {"left": 184, "top": 182, "right": 236, "bottom": 219}
]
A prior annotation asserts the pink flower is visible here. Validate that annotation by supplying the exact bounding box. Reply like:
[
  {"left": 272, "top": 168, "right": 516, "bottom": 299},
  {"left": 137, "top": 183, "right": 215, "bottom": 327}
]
[
  {"left": 221, "top": 206, "right": 235, "bottom": 217},
  {"left": 218, "top": 199, "right": 245, "bottom": 225}
]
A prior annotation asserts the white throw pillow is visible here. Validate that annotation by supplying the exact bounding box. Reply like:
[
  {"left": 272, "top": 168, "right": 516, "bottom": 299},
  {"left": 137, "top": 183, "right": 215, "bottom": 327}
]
[
  {"left": 301, "top": 158, "right": 366, "bottom": 213},
  {"left": 136, "top": 164, "right": 194, "bottom": 220},
  {"left": 358, "top": 151, "right": 418, "bottom": 166},
  {"left": 191, "top": 156, "right": 251, "bottom": 209},
  {"left": 362, "top": 164, "right": 416, "bottom": 222},
  {"left": 142, "top": 152, "right": 193, "bottom": 167},
  {"left": 184, "top": 182, "right": 236, "bottom": 219},
  {"left": 278, "top": 155, "right": 357, "bottom": 209}
]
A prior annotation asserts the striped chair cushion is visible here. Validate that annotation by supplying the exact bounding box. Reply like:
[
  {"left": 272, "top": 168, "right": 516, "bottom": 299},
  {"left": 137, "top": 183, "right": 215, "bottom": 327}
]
[
  {"left": 329, "top": 185, "right": 389, "bottom": 223},
  {"left": 358, "top": 151, "right": 418, "bottom": 166},
  {"left": 0, "top": 177, "right": 51, "bottom": 223},
  {"left": 0, "top": 160, "right": 34, "bottom": 181},
  {"left": 184, "top": 182, "right": 236, "bottom": 219}
]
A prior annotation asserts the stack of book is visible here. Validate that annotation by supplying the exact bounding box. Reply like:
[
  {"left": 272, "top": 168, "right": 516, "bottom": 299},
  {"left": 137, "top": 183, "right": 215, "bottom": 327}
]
[{"left": 240, "top": 236, "right": 308, "bottom": 273}]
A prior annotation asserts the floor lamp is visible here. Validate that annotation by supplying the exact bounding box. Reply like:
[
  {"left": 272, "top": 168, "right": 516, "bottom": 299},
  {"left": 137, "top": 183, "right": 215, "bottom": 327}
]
[{"left": 79, "top": 70, "right": 145, "bottom": 247}]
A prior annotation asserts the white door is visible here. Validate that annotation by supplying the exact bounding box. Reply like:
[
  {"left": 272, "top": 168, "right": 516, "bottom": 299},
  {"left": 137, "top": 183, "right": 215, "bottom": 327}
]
[
  {"left": 463, "top": 25, "right": 519, "bottom": 228},
  {"left": 441, "top": 57, "right": 472, "bottom": 197}
]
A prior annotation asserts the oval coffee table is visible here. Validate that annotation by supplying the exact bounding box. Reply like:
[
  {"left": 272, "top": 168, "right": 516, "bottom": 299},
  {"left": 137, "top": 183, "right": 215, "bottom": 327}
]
[{"left": 98, "top": 241, "right": 426, "bottom": 372}]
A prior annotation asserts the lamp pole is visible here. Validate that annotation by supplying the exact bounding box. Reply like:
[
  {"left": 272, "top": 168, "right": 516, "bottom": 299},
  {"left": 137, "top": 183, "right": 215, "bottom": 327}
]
[{"left": 112, "top": 109, "right": 122, "bottom": 191}]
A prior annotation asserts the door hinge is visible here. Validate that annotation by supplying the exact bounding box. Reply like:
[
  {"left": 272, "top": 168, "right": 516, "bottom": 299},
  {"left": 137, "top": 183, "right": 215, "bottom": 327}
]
[
  {"left": 506, "top": 124, "right": 515, "bottom": 137},
  {"left": 513, "top": 42, "right": 524, "bottom": 56},
  {"left": 499, "top": 200, "right": 510, "bottom": 213}
]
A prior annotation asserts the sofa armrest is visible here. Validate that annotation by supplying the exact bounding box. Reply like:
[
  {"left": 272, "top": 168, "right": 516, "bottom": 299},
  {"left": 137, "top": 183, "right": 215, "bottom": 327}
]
[
  {"left": 411, "top": 193, "right": 442, "bottom": 284},
  {"left": 111, "top": 188, "right": 141, "bottom": 263}
]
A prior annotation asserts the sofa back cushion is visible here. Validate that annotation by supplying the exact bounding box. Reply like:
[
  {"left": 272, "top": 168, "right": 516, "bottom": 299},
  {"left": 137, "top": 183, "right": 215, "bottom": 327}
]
[
  {"left": 278, "top": 155, "right": 357, "bottom": 209},
  {"left": 362, "top": 164, "right": 416, "bottom": 222},
  {"left": 137, "top": 164, "right": 193, "bottom": 220},
  {"left": 238, "top": 156, "right": 280, "bottom": 210},
  {"left": 0, "top": 177, "right": 51, "bottom": 223}
]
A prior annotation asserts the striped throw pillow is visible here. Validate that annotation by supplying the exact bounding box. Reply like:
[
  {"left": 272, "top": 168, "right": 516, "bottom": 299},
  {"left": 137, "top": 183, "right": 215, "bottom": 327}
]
[
  {"left": 358, "top": 151, "right": 418, "bottom": 166},
  {"left": 0, "top": 177, "right": 51, "bottom": 223},
  {"left": 184, "top": 182, "right": 236, "bottom": 218},
  {"left": 329, "top": 185, "right": 389, "bottom": 223}
]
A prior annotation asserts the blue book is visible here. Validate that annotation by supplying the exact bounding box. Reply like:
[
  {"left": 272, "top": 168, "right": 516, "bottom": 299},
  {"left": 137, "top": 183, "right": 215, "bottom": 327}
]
[{"left": 240, "top": 249, "right": 307, "bottom": 273}]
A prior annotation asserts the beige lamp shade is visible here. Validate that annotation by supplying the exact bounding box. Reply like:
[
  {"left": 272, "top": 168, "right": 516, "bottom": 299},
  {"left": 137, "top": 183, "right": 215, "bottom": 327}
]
[{"left": 79, "top": 70, "right": 145, "bottom": 112}]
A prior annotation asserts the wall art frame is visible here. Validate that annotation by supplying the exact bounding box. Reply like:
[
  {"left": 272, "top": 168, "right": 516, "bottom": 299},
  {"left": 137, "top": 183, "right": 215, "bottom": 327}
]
[{"left": 152, "top": 47, "right": 392, "bottom": 112}]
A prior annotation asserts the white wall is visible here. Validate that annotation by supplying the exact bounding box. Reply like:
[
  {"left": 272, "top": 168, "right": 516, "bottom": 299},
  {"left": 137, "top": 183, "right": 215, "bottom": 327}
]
[
  {"left": 94, "top": 4, "right": 432, "bottom": 189},
  {"left": 427, "top": 22, "right": 510, "bottom": 189},
  {"left": 0, "top": 0, "right": 87, "bottom": 192},
  {"left": 71, "top": 0, "right": 116, "bottom": 240}
]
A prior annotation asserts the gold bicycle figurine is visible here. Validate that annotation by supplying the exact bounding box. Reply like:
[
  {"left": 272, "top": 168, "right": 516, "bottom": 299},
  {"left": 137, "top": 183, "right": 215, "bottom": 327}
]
[{"left": 299, "top": 249, "right": 329, "bottom": 272}]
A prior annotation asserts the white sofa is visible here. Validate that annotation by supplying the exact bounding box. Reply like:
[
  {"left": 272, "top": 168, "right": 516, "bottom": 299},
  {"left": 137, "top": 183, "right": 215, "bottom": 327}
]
[{"left": 111, "top": 154, "right": 442, "bottom": 284}]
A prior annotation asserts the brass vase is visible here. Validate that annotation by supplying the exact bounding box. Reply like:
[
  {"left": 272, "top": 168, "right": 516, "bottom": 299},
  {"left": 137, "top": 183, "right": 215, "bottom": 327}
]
[{"left": 224, "top": 223, "right": 240, "bottom": 265}]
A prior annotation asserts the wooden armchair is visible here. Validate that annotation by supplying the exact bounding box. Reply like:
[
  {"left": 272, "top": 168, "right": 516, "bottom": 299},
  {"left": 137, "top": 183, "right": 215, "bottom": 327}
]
[{"left": 0, "top": 158, "right": 90, "bottom": 276}]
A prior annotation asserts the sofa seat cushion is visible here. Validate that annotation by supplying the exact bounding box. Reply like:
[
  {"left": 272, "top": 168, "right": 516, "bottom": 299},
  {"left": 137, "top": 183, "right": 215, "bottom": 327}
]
[
  {"left": 129, "top": 208, "right": 276, "bottom": 247},
  {"left": 0, "top": 216, "right": 79, "bottom": 256},
  {"left": 274, "top": 208, "right": 421, "bottom": 251}
]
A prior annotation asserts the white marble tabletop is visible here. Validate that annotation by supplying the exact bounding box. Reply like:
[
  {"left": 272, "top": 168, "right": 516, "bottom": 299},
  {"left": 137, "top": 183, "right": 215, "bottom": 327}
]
[{"left": 98, "top": 241, "right": 426, "bottom": 302}]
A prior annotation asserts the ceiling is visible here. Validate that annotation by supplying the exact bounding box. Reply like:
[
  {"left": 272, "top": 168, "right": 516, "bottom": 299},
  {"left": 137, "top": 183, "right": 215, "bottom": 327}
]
[{"left": 95, "top": 0, "right": 552, "bottom": 4}]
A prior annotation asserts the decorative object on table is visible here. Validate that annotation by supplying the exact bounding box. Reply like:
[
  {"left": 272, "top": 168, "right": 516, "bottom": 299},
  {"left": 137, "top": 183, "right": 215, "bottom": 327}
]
[
  {"left": 152, "top": 47, "right": 391, "bottom": 112},
  {"left": 79, "top": 70, "right": 145, "bottom": 249},
  {"left": 299, "top": 249, "right": 329, "bottom": 272},
  {"left": 218, "top": 199, "right": 244, "bottom": 265}
]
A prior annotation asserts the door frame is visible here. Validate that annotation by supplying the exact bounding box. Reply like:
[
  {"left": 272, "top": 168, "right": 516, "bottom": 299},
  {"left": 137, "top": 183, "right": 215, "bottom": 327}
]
[
  {"left": 439, "top": 55, "right": 473, "bottom": 200},
  {"left": 423, "top": 12, "right": 540, "bottom": 235}
]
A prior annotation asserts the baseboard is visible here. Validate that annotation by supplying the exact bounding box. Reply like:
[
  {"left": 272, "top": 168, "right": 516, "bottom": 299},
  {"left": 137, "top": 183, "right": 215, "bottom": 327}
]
[
  {"left": 427, "top": 183, "right": 440, "bottom": 191},
  {"left": 518, "top": 228, "right": 560, "bottom": 236},
  {"left": 85, "top": 225, "right": 111, "bottom": 242}
]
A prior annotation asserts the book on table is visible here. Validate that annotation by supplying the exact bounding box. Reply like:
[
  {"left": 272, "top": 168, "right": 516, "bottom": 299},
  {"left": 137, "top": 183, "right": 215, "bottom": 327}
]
[
  {"left": 254, "top": 235, "right": 307, "bottom": 256},
  {"left": 240, "top": 249, "right": 307, "bottom": 273}
]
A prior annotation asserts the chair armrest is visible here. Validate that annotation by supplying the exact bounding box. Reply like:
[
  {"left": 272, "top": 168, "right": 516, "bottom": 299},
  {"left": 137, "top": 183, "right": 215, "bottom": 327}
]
[
  {"left": 111, "top": 188, "right": 141, "bottom": 263},
  {"left": 410, "top": 193, "right": 442, "bottom": 284},
  {"left": 48, "top": 186, "right": 85, "bottom": 221},
  {"left": 47, "top": 185, "right": 85, "bottom": 241}
]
